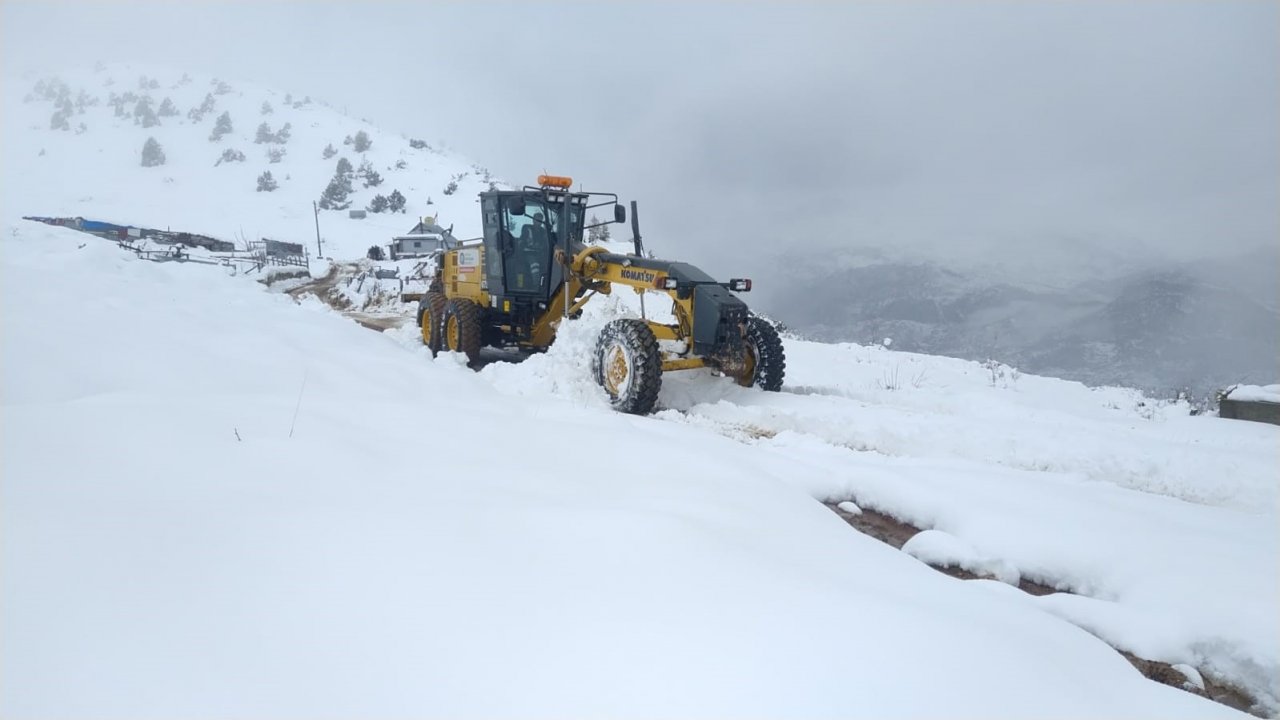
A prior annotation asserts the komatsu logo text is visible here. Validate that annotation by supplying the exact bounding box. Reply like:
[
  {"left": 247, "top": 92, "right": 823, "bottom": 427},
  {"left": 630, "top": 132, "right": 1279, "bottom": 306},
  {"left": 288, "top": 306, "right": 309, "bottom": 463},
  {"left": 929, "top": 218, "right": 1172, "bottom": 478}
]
[{"left": 621, "top": 268, "right": 656, "bottom": 283}]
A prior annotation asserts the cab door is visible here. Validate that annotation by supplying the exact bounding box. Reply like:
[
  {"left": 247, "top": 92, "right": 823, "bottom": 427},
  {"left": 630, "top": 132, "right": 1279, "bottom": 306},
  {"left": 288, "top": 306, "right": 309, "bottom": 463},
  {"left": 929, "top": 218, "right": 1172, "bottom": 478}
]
[{"left": 499, "top": 197, "right": 554, "bottom": 297}]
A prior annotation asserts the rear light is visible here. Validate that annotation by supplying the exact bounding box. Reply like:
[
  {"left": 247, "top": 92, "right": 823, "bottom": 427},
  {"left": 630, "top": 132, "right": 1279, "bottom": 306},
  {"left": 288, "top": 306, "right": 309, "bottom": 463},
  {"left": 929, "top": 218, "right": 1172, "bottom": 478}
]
[{"left": 728, "top": 278, "right": 752, "bottom": 292}]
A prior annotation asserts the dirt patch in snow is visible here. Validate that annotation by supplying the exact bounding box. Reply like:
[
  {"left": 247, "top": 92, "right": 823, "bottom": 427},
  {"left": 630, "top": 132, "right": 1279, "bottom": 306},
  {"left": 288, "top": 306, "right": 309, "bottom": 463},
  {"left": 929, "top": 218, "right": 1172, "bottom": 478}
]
[{"left": 823, "top": 499, "right": 1264, "bottom": 715}]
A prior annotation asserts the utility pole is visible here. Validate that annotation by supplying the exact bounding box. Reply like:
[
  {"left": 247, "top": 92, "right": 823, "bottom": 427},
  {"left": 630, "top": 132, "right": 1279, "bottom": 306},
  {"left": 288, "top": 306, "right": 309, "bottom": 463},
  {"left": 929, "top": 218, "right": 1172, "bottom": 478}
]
[{"left": 312, "top": 201, "right": 323, "bottom": 257}]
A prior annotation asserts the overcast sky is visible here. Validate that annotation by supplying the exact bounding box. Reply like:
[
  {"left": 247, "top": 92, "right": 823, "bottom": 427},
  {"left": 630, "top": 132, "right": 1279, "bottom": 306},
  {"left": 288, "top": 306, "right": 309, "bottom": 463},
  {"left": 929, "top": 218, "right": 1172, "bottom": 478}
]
[{"left": 3, "top": 1, "right": 1277, "bottom": 277}]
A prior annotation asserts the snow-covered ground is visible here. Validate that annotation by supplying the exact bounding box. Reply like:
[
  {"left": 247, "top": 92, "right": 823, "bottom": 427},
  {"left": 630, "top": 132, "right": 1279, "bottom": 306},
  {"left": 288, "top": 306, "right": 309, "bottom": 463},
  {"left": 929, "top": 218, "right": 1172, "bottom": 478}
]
[{"left": 3, "top": 64, "right": 1278, "bottom": 718}]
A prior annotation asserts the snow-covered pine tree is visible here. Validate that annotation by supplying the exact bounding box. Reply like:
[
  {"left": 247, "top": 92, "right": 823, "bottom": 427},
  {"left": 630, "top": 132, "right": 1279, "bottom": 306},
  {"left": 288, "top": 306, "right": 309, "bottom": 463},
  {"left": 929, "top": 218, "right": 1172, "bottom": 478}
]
[
  {"left": 157, "top": 97, "right": 178, "bottom": 117},
  {"left": 322, "top": 143, "right": 337, "bottom": 159},
  {"left": 366, "top": 194, "right": 389, "bottom": 213},
  {"left": 261, "top": 100, "right": 273, "bottom": 115},
  {"left": 141, "top": 137, "right": 166, "bottom": 167},
  {"left": 353, "top": 130, "right": 372, "bottom": 152},
  {"left": 208, "top": 111, "right": 232, "bottom": 142},
  {"left": 257, "top": 171, "right": 278, "bottom": 192},
  {"left": 388, "top": 189, "right": 406, "bottom": 213},
  {"left": 273, "top": 122, "right": 291, "bottom": 144},
  {"left": 255, "top": 122, "right": 273, "bottom": 144},
  {"left": 134, "top": 99, "right": 159, "bottom": 128}
]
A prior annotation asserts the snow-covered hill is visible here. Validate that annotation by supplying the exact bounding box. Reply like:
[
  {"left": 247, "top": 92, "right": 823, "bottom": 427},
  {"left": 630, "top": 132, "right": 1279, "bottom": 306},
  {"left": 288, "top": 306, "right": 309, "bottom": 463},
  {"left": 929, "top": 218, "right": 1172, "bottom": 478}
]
[
  {"left": 1, "top": 63, "right": 501, "bottom": 258},
  {"left": 2, "top": 65, "right": 1278, "bottom": 718}
]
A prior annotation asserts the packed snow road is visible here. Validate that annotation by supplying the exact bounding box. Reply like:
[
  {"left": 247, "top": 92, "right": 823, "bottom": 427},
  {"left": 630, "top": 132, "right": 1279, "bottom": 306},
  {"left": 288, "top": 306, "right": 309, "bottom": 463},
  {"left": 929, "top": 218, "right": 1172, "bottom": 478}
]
[{"left": 3, "top": 221, "right": 1275, "bottom": 718}]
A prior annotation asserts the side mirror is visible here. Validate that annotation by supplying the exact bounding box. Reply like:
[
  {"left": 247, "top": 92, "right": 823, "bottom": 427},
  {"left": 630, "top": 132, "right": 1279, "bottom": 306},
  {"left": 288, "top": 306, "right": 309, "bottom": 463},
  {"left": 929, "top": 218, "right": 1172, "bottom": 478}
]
[
  {"left": 614, "top": 204, "right": 627, "bottom": 224},
  {"left": 509, "top": 197, "right": 526, "bottom": 216}
]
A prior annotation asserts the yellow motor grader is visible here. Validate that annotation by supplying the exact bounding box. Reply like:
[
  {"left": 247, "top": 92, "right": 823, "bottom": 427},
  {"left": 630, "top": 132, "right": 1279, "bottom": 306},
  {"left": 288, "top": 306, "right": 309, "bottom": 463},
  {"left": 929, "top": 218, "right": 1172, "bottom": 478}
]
[{"left": 418, "top": 175, "right": 784, "bottom": 414}]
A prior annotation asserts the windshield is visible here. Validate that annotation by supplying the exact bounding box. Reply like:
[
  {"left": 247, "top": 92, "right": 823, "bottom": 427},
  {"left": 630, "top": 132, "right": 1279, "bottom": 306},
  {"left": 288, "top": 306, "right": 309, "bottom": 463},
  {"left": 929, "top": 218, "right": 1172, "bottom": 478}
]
[{"left": 504, "top": 195, "right": 584, "bottom": 246}]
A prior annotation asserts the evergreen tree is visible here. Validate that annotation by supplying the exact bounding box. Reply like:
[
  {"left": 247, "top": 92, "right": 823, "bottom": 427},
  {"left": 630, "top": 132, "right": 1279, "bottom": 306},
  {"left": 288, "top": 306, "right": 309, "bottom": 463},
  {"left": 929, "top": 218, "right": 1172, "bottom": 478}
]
[
  {"left": 157, "top": 97, "right": 178, "bottom": 117},
  {"left": 208, "top": 111, "right": 232, "bottom": 142},
  {"left": 273, "top": 122, "right": 291, "bottom": 144},
  {"left": 255, "top": 122, "right": 273, "bottom": 143},
  {"left": 318, "top": 159, "right": 355, "bottom": 210},
  {"left": 352, "top": 130, "right": 372, "bottom": 152},
  {"left": 387, "top": 189, "right": 406, "bottom": 213},
  {"left": 366, "top": 194, "right": 389, "bottom": 213},
  {"left": 318, "top": 176, "right": 351, "bottom": 210},
  {"left": 357, "top": 158, "right": 382, "bottom": 188},
  {"left": 261, "top": 100, "right": 273, "bottom": 115},
  {"left": 409, "top": 138, "right": 428, "bottom": 150},
  {"left": 322, "top": 143, "right": 337, "bottom": 159},
  {"left": 141, "top": 137, "right": 166, "bottom": 167},
  {"left": 267, "top": 146, "right": 285, "bottom": 163},
  {"left": 134, "top": 99, "right": 159, "bottom": 128},
  {"left": 257, "top": 171, "right": 278, "bottom": 192},
  {"left": 50, "top": 110, "right": 70, "bottom": 131},
  {"left": 366, "top": 245, "right": 385, "bottom": 260},
  {"left": 442, "top": 180, "right": 458, "bottom": 196}
]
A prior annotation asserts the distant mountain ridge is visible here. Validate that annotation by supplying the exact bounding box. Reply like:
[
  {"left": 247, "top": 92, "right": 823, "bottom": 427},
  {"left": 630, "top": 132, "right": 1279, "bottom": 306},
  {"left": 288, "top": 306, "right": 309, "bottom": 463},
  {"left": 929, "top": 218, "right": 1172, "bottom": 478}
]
[{"left": 763, "top": 249, "right": 1279, "bottom": 396}]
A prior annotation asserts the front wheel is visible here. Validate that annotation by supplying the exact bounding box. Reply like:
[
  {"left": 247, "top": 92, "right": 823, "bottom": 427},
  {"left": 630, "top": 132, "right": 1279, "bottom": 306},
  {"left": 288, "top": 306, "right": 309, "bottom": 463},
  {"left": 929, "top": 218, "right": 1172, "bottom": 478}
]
[
  {"left": 734, "top": 316, "right": 786, "bottom": 391},
  {"left": 592, "top": 319, "right": 662, "bottom": 415},
  {"left": 442, "top": 298, "right": 484, "bottom": 366}
]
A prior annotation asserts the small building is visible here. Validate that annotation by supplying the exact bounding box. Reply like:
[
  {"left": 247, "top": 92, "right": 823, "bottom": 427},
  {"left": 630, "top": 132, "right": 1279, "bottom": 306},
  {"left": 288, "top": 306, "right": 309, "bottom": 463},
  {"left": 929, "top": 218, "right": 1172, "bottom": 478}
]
[
  {"left": 1219, "top": 384, "right": 1280, "bottom": 426},
  {"left": 389, "top": 233, "right": 446, "bottom": 260}
]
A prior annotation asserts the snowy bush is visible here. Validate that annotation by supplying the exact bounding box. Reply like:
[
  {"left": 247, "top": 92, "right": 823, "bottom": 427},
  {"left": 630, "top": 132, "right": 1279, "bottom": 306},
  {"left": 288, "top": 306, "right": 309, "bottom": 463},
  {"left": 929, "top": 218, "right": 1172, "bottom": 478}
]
[
  {"left": 257, "top": 171, "right": 278, "bottom": 192},
  {"left": 322, "top": 143, "right": 337, "bottom": 159},
  {"left": 395, "top": 159, "right": 407, "bottom": 169},
  {"left": 213, "top": 79, "right": 232, "bottom": 95},
  {"left": 442, "top": 180, "right": 458, "bottom": 195},
  {"left": 49, "top": 111, "right": 70, "bottom": 131},
  {"left": 215, "top": 148, "right": 245, "bottom": 165},
  {"left": 409, "top": 138, "right": 428, "bottom": 150},
  {"left": 208, "top": 111, "right": 232, "bottom": 142},
  {"left": 261, "top": 100, "right": 273, "bottom": 115},
  {"left": 267, "top": 146, "right": 286, "bottom": 164},
  {"left": 141, "top": 137, "right": 166, "bottom": 167},
  {"left": 353, "top": 130, "right": 372, "bottom": 152},
  {"left": 367, "top": 245, "right": 385, "bottom": 261}
]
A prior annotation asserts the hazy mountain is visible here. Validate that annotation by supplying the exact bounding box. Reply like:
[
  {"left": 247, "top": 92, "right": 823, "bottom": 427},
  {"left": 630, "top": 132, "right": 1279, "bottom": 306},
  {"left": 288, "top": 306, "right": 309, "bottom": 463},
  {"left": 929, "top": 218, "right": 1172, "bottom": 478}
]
[{"left": 761, "top": 247, "right": 1279, "bottom": 396}]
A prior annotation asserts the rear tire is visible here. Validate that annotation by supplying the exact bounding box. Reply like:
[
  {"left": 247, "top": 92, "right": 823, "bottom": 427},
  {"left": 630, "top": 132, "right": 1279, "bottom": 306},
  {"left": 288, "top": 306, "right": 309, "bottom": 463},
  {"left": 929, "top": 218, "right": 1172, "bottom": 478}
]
[
  {"left": 740, "top": 315, "right": 785, "bottom": 391},
  {"left": 418, "top": 291, "right": 447, "bottom": 357},
  {"left": 442, "top": 298, "right": 484, "bottom": 366},
  {"left": 592, "top": 319, "right": 662, "bottom": 415}
]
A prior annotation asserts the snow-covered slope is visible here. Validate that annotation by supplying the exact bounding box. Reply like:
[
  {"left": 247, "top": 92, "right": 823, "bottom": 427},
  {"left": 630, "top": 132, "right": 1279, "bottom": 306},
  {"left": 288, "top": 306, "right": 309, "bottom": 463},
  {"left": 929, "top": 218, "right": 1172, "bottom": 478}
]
[
  {"left": 3, "top": 65, "right": 1278, "bottom": 718},
  {"left": 3, "top": 219, "right": 1264, "bottom": 719},
  {"left": 1, "top": 63, "right": 499, "bottom": 258}
]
